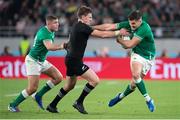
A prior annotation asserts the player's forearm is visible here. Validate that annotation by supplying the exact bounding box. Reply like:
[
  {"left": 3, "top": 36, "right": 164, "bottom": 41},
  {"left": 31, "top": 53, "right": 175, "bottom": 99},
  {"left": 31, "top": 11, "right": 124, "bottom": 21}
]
[
  {"left": 47, "top": 44, "right": 64, "bottom": 51},
  {"left": 100, "top": 29, "right": 130, "bottom": 38},
  {"left": 101, "top": 31, "right": 119, "bottom": 38},
  {"left": 93, "top": 24, "right": 106, "bottom": 30},
  {"left": 93, "top": 24, "right": 116, "bottom": 31}
]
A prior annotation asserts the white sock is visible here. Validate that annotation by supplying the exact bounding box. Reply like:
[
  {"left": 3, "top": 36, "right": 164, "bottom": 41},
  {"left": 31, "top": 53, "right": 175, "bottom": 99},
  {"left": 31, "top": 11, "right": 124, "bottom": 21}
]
[
  {"left": 119, "top": 93, "right": 125, "bottom": 99},
  {"left": 134, "top": 78, "right": 142, "bottom": 83},
  {"left": 46, "top": 80, "right": 55, "bottom": 89},
  {"left": 22, "top": 89, "right": 29, "bottom": 98},
  {"left": 144, "top": 94, "right": 151, "bottom": 102},
  {"left": 31, "top": 92, "right": 37, "bottom": 98}
]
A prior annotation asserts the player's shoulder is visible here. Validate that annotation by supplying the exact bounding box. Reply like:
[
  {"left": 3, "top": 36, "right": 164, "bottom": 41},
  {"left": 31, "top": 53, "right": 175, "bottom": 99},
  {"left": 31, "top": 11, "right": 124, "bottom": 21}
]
[
  {"left": 74, "top": 21, "right": 91, "bottom": 32},
  {"left": 77, "top": 21, "right": 89, "bottom": 29},
  {"left": 138, "top": 21, "right": 151, "bottom": 33},
  {"left": 36, "top": 26, "right": 54, "bottom": 41},
  {"left": 38, "top": 26, "right": 49, "bottom": 33},
  {"left": 36, "top": 26, "right": 45, "bottom": 35},
  {"left": 141, "top": 21, "right": 151, "bottom": 29},
  {"left": 38, "top": 26, "right": 53, "bottom": 37},
  {"left": 72, "top": 21, "right": 83, "bottom": 30},
  {"left": 37, "top": 26, "right": 45, "bottom": 31}
]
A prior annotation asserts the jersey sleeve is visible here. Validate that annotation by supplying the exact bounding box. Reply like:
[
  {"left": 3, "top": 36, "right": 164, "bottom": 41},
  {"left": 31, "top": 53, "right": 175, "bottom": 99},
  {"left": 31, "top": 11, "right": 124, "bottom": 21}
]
[
  {"left": 39, "top": 30, "right": 53, "bottom": 41},
  {"left": 116, "top": 21, "right": 130, "bottom": 30}
]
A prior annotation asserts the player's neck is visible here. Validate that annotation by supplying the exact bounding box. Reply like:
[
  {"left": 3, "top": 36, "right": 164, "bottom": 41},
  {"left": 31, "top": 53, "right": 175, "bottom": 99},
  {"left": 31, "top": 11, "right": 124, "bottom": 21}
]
[
  {"left": 138, "top": 21, "right": 142, "bottom": 28},
  {"left": 78, "top": 19, "right": 86, "bottom": 25},
  {"left": 136, "top": 20, "right": 143, "bottom": 29},
  {"left": 45, "top": 26, "right": 53, "bottom": 33}
]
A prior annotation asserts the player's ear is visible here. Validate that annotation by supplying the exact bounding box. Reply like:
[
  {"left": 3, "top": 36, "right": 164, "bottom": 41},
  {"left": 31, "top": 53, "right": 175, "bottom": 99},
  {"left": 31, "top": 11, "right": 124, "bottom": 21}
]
[
  {"left": 46, "top": 20, "right": 51, "bottom": 26},
  {"left": 139, "top": 18, "right": 142, "bottom": 23}
]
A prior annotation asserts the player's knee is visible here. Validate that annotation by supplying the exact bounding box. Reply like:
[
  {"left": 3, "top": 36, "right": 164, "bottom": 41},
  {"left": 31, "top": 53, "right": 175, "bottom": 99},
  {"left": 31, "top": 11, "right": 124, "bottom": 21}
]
[
  {"left": 132, "top": 72, "right": 141, "bottom": 80},
  {"left": 51, "top": 75, "right": 63, "bottom": 85},
  {"left": 90, "top": 77, "right": 100, "bottom": 87},
  {"left": 69, "top": 84, "right": 75, "bottom": 90},
  {"left": 64, "top": 83, "right": 75, "bottom": 92},
  {"left": 66, "top": 85, "right": 74, "bottom": 92},
  {"left": 95, "top": 78, "right": 100, "bottom": 85},
  {"left": 130, "top": 81, "right": 136, "bottom": 90},
  {"left": 56, "top": 76, "right": 63, "bottom": 84},
  {"left": 27, "top": 86, "right": 37, "bottom": 95}
]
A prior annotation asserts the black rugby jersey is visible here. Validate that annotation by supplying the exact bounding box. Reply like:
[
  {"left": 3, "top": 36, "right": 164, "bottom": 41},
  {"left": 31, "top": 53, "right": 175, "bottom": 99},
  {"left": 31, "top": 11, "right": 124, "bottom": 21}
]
[{"left": 66, "top": 21, "right": 93, "bottom": 59}]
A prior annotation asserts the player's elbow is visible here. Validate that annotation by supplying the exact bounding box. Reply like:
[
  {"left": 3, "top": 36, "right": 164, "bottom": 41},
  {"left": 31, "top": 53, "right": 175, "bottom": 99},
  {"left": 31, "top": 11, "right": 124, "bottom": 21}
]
[
  {"left": 125, "top": 45, "right": 132, "bottom": 49},
  {"left": 46, "top": 47, "right": 52, "bottom": 50},
  {"left": 123, "top": 46, "right": 129, "bottom": 49},
  {"left": 94, "top": 33, "right": 107, "bottom": 38},
  {"left": 46, "top": 47, "right": 56, "bottom": 51},
  {"left": 124, "top": 44, "right": 133, "bottom": 49}
]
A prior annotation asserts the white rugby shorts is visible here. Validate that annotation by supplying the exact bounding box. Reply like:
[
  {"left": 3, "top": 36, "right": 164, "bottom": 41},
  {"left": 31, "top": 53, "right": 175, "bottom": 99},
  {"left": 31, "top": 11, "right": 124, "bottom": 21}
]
[
  {"left": 25, "top": 55, "right": 52, "bottom": 75},
  {"left": 130, "top": 53, "right": 154, "bottom": 75}
]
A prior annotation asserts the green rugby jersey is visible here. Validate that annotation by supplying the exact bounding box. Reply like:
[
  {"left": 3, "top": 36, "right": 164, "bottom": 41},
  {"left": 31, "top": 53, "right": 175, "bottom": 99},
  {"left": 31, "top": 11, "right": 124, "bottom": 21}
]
[
  {"left": 116, "top": 21, "right": 156, "bottom": 60},
  {"left": 29, "top": 26, "right": 55, "bottom": 62}
]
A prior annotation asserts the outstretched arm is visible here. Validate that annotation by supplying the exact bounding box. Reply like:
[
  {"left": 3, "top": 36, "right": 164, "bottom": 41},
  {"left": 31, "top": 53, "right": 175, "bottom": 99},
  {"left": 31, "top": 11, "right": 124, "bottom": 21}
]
[
  {"left": 116, "top": 36, "right": 141, "bottom": 49},
  {"left": 91, "top": 29, "right": 129, "bottom": 38},
  {"left": 93, "top": 23, "right": 117, "bottom": 31},
  {"left": 43, "top": 40, "right": 66, "bottom": 51}
]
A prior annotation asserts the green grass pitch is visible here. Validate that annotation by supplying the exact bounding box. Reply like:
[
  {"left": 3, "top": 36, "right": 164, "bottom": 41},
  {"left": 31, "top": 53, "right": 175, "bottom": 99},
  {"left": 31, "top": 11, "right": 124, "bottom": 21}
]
[{"left": 0, "top": 79, "right": 180, "bottom": 119}]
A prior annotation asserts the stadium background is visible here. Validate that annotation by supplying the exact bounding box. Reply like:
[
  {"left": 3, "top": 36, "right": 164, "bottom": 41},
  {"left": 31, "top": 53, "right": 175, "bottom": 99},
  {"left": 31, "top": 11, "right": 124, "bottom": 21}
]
[{"left": 0, "top": 0, "right": 180, "bottom": 119}]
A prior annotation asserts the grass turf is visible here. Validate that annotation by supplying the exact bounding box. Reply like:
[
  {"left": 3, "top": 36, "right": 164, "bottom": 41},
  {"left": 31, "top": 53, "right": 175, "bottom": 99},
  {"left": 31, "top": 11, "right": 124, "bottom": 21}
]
[{"left": 0, "top": 79, "right": 180, "bottom": 119}]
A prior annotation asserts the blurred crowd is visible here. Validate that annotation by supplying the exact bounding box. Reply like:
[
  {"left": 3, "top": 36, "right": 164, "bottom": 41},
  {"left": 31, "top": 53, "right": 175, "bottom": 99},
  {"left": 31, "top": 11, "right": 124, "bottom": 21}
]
[
  {"left": 0, "top": 0, "right": 180, "bottom": 37},
  {"left": 1, "top": 44, "right": 180, "bottom": 58}
]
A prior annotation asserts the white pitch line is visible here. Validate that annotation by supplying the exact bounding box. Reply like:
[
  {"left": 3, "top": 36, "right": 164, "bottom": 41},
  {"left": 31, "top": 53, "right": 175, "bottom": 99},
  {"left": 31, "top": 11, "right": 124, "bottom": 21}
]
[
  {"left": 5, "top": 93, "right": 19, "bottom": 97},
  {"left": 106, "top": 81, "right": 119, "bottom": 85},
  {"left": 5, "top": 85, "right": 84, "bottom": 97}
]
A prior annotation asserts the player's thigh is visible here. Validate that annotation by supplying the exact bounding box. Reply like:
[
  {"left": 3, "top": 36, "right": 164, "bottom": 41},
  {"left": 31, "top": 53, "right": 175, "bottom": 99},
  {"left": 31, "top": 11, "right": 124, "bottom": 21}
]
[
  {"left": 141, "top": 60, "right": 154, "bottom": 76},
  {"left": 25, "top": 55, "right": 41, "bottom": 75},
  {"left": 130, "top": 54, "right": 144, "bottom": 77},
  {"left": 27, "top": 75, "right": 40, "bottom": 94},
  {"left": 42, "top": 65, "right": 63, "bottom": 81},
  {"left": 63, "top": 76, "right": 77, "bottom": 91},
  {"left": 81, "top": 68, "right": 100, "bottom": 86},
  {"left": 131, "top": 61, "right": 143, "bottom": 74}
]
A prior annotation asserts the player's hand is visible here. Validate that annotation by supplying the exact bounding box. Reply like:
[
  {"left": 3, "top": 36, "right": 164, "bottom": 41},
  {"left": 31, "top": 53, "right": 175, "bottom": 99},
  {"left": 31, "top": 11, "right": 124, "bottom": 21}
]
[
  {"left": 59, "top": 43, "right": 64, "bottom": 50},
  {"left": 116, "top": 35, "right": 122, "bottom": 43},
  {"left": 60, "top": 42, "right": 68, "bottom": 50},
  {"left": 62, "top": 42, "right": 69, "bottom": 50},
  {"left": 116, "top": 36, "right": 126, "bottom": 49},
  {"left": 119, "top": 28, "right": 130, "bottom": 36}
]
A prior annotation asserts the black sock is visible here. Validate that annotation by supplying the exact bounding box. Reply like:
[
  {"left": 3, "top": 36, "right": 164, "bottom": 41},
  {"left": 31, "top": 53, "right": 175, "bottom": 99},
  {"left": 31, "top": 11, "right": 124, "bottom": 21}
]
[
  {"left": 76, "top": 83, "right": 94, "bottom": 104},
  {"left": 50, "top": 88, "right": 67, "bottom": 108}
]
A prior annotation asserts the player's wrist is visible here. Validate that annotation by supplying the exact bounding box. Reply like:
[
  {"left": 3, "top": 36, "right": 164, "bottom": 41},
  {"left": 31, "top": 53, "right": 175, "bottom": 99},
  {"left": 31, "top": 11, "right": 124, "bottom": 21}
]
[
  {"left": 114, "top": 30, "right": 120, "bottom": 36},
  {"left": 58, "top": 44, "right": 63, "bottom": 50}
]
